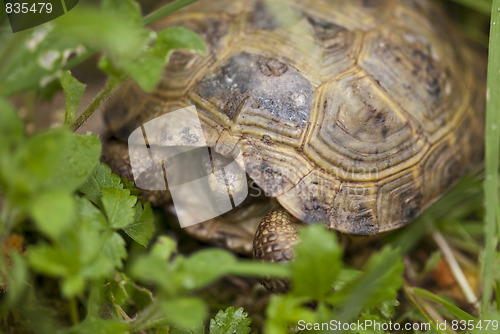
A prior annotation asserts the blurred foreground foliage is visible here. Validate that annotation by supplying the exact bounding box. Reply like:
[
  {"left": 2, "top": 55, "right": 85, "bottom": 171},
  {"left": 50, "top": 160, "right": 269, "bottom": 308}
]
[
  {"left": 0, "top": 0, "right": 498, "bottom": 333},
  {"left": 0, "top": 100, "right": 405, "bottom": 332}
]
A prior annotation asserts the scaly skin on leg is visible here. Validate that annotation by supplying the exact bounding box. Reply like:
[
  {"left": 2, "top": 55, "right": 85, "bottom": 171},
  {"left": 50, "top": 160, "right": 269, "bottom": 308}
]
[
  {"left": 252, "top": 208, "right": 302, "bottom": 293},
  {"left": 252, "top": 208, "right": 380, "bottom": 292},
  {"left": 253, "top": 208, "right": 302, "bottom": 262}
]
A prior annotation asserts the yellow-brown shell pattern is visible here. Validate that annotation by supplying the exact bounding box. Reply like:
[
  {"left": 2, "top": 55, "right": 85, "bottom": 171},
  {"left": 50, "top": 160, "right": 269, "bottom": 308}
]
[{"left": 105, "top": 0, "right": 485, "bottom": 235}]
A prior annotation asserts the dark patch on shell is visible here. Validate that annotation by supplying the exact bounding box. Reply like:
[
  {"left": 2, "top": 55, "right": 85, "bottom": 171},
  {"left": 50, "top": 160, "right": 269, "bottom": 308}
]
[
  {"left": 201, "top": 19, "right": 230, "bottom": 50},
  {"left": 196, "top": 52, "right": 313, "bottom": 127},
  {"left": 401, "top": 190, "right": 423, "bottom": 222},
  {"left": 262, "top": 135, "right": 273, "bottom": 145},
  {"left": 306, "top": 15, "right": 345, "bottom": 41},
  {"left": 248, "top": 1, "right": 280, "bottom": 30},
  {"left": 411, "top": 49, "right": 442, "bottom": 101},
  {"left": 301, "top": 199, "right": 328, "bottom": 223},
  {"left": 219, "top": 89, "right": 250, "bottom": 119},
  {"left": 361, "top": 0, "right": 380, "bottom": 7},
  {"left": 373, "top": 111, "right": 389, "bottom": 138},
  {"left": 350, "top": 211, "right": 378, "bottom": 235},
  {"left": 258, "top": 58, "right": 288, "bottom": 76}
]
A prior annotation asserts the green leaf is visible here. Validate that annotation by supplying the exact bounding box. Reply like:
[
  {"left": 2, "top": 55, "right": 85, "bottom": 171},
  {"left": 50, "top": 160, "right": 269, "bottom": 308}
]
[
  {"left": 132, "top": 239, "right": 238, "bottom": 295},
  {"left": 5, "top": 130, "right": 99, "bottom": 203},
  {"left": 77, "top": 232, "right": 118, "bottom": 282},
  {"left": 79, "top": 162, "right": 124, "bottom": 206},
  {"left": 290, "top": 224, "right": 342, "bottom": 299},
  {"left": 87, "top": 283, "right": 106, "bottom": 319},
  {"left": 378, "top": 299, "right": 400, "bottom": 319},
  {"left": 60, "top": 317, "right": 129, "bottom": 334},
  {"left": 101, "top": 188, "right": 137, "bottom": 229},
  {"left": 30, "top": 190, "right": 75, "bottom": 239},
  {"left": 101, "top": 0, "right": 143, "bottom": 28},
  {"left": 103, "top": 232, "right": 128, "bottom": 270},
  {"left": 331, "top": 246, "right": 404, "bottom": 322},
  {"left": 16, "top": 128, "right": 72, "bottom": 189},
  {"left": 97, "top": 55, "right": 127, "bottom": 81},
  {"left": 123, "top": 202, "right": 155, "bottom": 247},
  {"left": 0, "top": 24, "right": 74, "bottom": 96},
  {"left": 115, "top": 26, "right": 206, "bottom": 92},
  {"left": 29, "top": 243, "right": 77, "bottom": 278},
  {"left": 0, "top": 5, "right": 149, "bottom": 97},
  {"left": 359, "top": 247, "right": 404, "bottom": 308},
  {"left": 130, "top": 253, "right": 170, "bottom": 291},
  {"left": 209, "top": 306, "right": 252, "bottom": 334},
  {"left": 350, "top": 300, "right": 400, "bottom": 334},
  {"left": 151, "top": 236, "right": 178, "bottom": 261},
  {"left": 60, "top": 71, "right": 86, "bottom": 126},
  {"left": 158, "top": 27, "right": 206, "bottom": 58},
  {"left": 56, "top": 7, "right": 148, "bottom": 65},
  {"left": 265, "top": 295, "right": 316, "bottom": 334},
  {"left": 108, "top": 277, "right": 129, "bottom": 307},
  {"left": 29, "top": 198, "right": 123, "bottom": 297},
  {"left": 0, "top": 252, "right": 28, "bottom": 312},
  {"left": 0, "top": 98, "right": 24, "bottom": 154},
  {"left": 181, "top": 249, "right": 238, "bottom": 288},
  {"left": 51, "top": 133, "right": 102, "bottom": 192},
  {"left": 77, "top": 196, "right": 108, "bottom": 230},
  {"left": 120, "top": 176, "right": 140, "bottom": 196},
  {"left": 161, "top": 297, "right": 207, "bottom": 331},
  {"left": 62, "top": 275, "right": 85, "bottom": 298}
]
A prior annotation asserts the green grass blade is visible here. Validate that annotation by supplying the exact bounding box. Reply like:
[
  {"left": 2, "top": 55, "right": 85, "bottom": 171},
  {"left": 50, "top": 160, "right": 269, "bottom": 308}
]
[
  {"left": 403, "top": 285, "right": 452, "bottom": 334},
  {"left": 482, "top": 0, "right": 500, "bottom": 315},
  {"left": 411, "top": 287, "right": 477, "bottom": 321}
]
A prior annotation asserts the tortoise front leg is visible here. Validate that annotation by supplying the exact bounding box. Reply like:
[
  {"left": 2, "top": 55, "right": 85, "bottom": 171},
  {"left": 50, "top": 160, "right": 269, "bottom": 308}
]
[
  {"left": 253, "top": 208, "right": 302, "bottom": 262},
  {"left": 252, "top": 208, "right": 302, "bottom": 292}
]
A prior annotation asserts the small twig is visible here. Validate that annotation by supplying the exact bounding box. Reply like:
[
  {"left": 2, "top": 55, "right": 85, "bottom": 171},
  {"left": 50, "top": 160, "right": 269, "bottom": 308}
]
[
  {"left": 432, "top": 231, "right": 478, "bottom": 309},
  {"left": 116, "top": 305, "right": 132, "bottom": 321},
  {"left": 116, "top": 305, "right": 147, "bottom": 334},
  {"left": 69, "top": 77, "right": 121, "bottom": 132}
]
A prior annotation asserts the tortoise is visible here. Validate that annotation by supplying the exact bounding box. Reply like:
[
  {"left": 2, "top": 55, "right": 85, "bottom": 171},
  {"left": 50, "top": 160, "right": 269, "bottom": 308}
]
[{"left": 103, "top": 0, "right": 485, "bottom": 264}]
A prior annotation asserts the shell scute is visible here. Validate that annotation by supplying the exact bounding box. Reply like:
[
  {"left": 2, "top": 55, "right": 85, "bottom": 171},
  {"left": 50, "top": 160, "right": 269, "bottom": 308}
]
[{"left": 104, "top": 0, "right": 485, "bottom": 235}]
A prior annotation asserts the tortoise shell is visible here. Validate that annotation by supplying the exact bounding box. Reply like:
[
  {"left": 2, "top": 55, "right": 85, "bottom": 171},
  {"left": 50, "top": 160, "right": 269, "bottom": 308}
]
[{"left": 105, "top": 0, "right": 485, "bottom": 235}]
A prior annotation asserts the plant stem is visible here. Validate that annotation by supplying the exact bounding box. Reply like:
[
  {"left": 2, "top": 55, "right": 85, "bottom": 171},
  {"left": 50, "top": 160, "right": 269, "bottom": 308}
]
[
  {"left": 69, "top": 77, "right": 121, "bottom": 132},
  {"left": 143, "top": 0, "right": 198, "bottom": 26},
  {"left": 69, "top": 297, "right": 79, "bottom": 325},
  {"left": 482, "top": 0, "right": 500, "bottom": 315}
]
